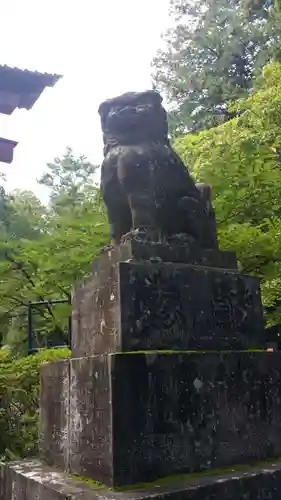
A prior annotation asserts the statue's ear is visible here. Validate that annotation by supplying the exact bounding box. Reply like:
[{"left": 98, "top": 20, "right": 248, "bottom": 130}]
[
  {"left": 98, "top": 102, "right": 110, "bottom": 120},
  {"left": 148, "top": 90, "right": 163, "bottom": 107},
  {"left": 98, "top": 103, "right": 111, "bottom": 130}
]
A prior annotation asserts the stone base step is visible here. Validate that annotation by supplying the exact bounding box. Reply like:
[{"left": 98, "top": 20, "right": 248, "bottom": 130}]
[
  {"left": 40, "top": 352, "right": 281, "bottom": 486},
  {"left": 1, "top": 459, "right": 281, "bottom": 500}
]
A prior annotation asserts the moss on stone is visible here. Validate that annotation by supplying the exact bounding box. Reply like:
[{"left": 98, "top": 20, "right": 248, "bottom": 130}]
[
  {"left": 115, "top": 349, "right": 266, "bottom": 355},
  {"left": 70, "top": 457, "right": 281, "bottom": 492},
  {"left": 70, "top": 474, "right": 105, "bottom": 490}
]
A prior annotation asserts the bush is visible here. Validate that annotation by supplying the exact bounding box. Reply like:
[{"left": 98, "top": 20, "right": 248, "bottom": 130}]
[{"left": 0, "top": 347, "right": 71, "bottom": 461}]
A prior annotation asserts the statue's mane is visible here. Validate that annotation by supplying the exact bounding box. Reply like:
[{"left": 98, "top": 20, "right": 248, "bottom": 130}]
[
  {"left": 98, "top": 90, "right": 162, "bottom": 117},
  {"left": 99, "top": 90, "right": 168, "bottom": 152}
]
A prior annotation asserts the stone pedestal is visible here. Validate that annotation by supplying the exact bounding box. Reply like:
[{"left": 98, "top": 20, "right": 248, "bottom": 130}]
[
  {"left": 5, "top": 234, "right": 277, "bottom": 498},
  {"left": 39, "top": 236, "right": 271, "bottom": 489},
  {"left": 36, "top": 234, "right": 272, "bottom": 486},
  {"left": 72, "top": 242, "right": 262, "bottom": 358},
  {"left": 40, "top": 351, "right": 281, "bottom": 487}
]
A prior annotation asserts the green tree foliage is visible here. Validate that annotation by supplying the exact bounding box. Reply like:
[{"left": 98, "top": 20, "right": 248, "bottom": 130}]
[
  {"left": 0, "top": 347, "right": 70, "bottom": 460},
  {"left": 33, "top": 147, "right": 108, "bottom": 299},
  {"left": 0, "top": 151, "right": 106, "bottom": 459},
  {"left": 7, "top": 190, "right": 47, "bottom": 238},
  {"left": 38, "top": 146, "right": 99, "bottom": 210},
  {"left": 0, "top": 188, "right": 47, "bottom": 350},
  {"left": 0, "top": 149, "right": 108, "bottom": 354},
  {"left": 153, "top": 0, "right": 281, "bottom": 133},
  {"left": 174, "top": 62, "right": 281, "bottom": 327}
]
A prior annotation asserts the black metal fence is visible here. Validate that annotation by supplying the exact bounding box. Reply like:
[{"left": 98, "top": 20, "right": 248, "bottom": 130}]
[{"left": 27, "top": 298, "right": 71, "bottom": 354}]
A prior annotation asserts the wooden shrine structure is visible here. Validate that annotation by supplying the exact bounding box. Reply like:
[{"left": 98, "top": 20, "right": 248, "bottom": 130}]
[{"left": 0, "top": 65, "right": 61, "bottom": 163}]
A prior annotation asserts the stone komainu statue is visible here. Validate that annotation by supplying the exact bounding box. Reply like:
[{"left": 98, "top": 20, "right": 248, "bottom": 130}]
[{"left": 98, "top": 90, "right": 217, "bottom": 248}]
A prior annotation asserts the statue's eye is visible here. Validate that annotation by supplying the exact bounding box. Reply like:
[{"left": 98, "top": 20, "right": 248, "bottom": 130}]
[
  {"left": 108, "top": 108, "right": 120, "bottom": 120},
  {"left": 118, "top": 106, "right": 135, "bottom": 116},
  {"left": 137, "top": 105, "right": 148, "bottom": 113}
]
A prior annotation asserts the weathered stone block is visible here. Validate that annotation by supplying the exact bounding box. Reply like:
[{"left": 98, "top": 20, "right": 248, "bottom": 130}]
[
  {"left": 0, "top": 460, "right": 99, "bottom": 500},
  {"left": 92, "top": 239, "right": 238, "bottom": 271},
  {"left": 69, "top": 352, "right": 281, "bottom": 486},
  {"left": 72, "top": 257, "right": 119, "bottom": 358},
  {"left": 39, "top": 360, "right": 70, "bottom": 470},
  {"left": 72, "top": 260, "right": 264, "bottom": 357},
  {"left": 2, "top": 459, "right": 281, "bottom": 500},
  {"left": 69, "top": 355, "right": 112, "bottom": 485}
]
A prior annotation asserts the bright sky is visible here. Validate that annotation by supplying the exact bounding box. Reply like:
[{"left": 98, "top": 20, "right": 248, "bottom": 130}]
[{"left": 0, "top": 0, "right": 170, "bottom": 202}]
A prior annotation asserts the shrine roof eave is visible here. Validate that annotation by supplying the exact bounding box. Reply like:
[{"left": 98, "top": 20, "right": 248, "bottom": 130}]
[
  {"left": 0, "top": 65, "right": 62, "bottom": 115},
  {"left": 0, "top": 137, "right": 18, "bottom": 163}
]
